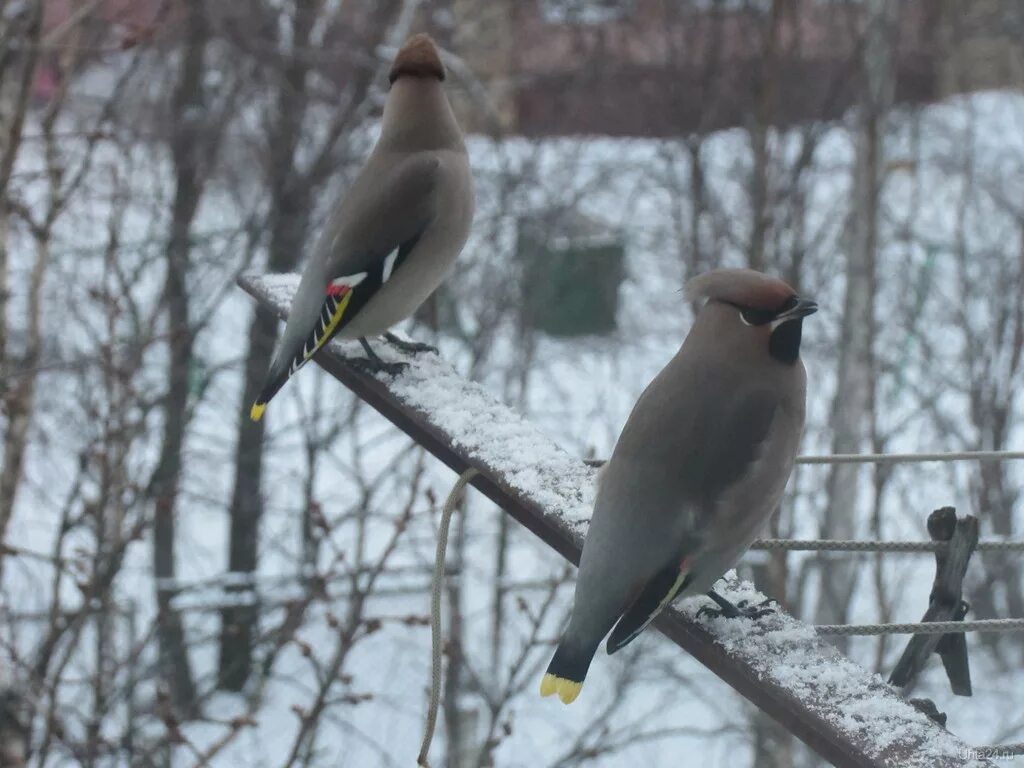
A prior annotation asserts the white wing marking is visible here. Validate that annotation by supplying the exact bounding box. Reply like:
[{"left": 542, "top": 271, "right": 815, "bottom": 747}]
[
  {"left": 330, "top": 271, "right": 367, "bottom": 290},
  {"left": 382, "top": 250, "right": 400, "bottom": 283}
]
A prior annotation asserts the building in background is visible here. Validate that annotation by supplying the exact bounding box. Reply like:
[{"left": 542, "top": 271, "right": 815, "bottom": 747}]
[
  {"left": 445, "top": 0, "right": 1024, "bottom": 137},
  {"left": 34, "top": 0, "right": 1024, "bottom": 134},
  {"left": 33, "top": 0, "right": 163, "bottom": 102}
]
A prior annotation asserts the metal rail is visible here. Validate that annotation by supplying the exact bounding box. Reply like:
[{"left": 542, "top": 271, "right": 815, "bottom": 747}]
[{"left": 240, "top": 275, "right": 993, "bottom": 768}]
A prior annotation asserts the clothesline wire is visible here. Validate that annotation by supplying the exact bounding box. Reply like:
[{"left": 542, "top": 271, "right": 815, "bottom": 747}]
[
  {"left": 814, "top": 618, "right": 1024, "bottom": 636},
  {"left": 585, "top": 450, "right": 1024, "bottom": 470},
  {"left": 795, "top": 450, "right": 1024, "bottom": 464},
  {"left": 750, "top": 539, "right": 1024, "bottom": 552}
]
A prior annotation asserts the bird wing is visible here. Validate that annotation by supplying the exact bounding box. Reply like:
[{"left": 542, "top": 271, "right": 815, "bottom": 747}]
[
  {"left": 602, "top": 386, "right": 779, "bottom": 654},
  {"left": 605, "top": 561, "right": 696, "bottom": 654},
  {"left": 290, "top": 153, "right": 441, "bottom": 369},
  {"left": 286, "top": 231, "right": 425, "bottom": 378},
  {"left": 251, "top": 154, "right": 439, "bottom": 418}
]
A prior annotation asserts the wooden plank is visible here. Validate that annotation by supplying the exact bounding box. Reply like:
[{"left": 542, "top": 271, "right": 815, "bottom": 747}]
[{"left": 239, "top": 274, "right": 994, "bottom": 768}]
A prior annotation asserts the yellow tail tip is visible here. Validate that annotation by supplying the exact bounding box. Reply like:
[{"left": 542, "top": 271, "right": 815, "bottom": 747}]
[
  {"left": 540, "top": 673, "right": 558, "bottom": 698},
  {"left": 540, "top": 673, "right": 582, "bottom": 704},
  {"left": 250, "top": 402, "right": 266, "bottom": 422}
]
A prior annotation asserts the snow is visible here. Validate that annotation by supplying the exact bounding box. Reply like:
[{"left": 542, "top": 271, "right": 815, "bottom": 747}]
[{"left": 686, "top": 579, "right": 988, "bottom": 766}]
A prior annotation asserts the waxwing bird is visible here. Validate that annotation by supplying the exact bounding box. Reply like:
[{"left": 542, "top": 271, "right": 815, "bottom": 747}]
[
  {"left": 250, "top": 33, "right": 474, "bottom": 421},
  {"left": 541, "top": 268, "right": 817, "bottom": 704}
]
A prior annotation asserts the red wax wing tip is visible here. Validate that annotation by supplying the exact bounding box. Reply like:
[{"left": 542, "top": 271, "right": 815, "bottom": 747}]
[{"left": 326, "top": 283, "right": 352, "bottom": 297}]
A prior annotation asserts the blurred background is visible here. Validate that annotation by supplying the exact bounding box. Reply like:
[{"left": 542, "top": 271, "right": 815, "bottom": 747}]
[{"left": 2, "top": 0, "right": 1024, "bottom": 765}]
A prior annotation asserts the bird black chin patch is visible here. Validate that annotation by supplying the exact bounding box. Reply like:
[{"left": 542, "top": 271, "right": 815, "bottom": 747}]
[{"left": 769, "top": 319, "right": 803, "bottom": 364}]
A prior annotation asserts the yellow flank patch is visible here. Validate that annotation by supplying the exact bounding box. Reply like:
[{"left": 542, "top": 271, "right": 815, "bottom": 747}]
[
  {"left": 250, "top": 402, "right": 266, "bottom": 422},
  {"left": 540, "top": 673, "right": 582, "bottom": 704},
  {"left": 307, "top": 290, "right": 354, "bottom": 361}
]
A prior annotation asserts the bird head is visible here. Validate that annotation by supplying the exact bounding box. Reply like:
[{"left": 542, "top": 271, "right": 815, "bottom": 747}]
[
  {"left": 685, "top": 268, "right": 818, "bottom": 364},
  {"left": 389, "top": 33, "right": 446, "bottom": 86}
]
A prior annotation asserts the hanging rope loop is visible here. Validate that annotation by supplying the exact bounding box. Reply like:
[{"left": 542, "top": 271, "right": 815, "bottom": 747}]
[{"left": 417, "top": 466, "right": 479, "bottom": 768}]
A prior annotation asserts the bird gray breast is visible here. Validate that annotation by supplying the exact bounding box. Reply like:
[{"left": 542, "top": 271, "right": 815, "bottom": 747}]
[
  {"left": 683, "top": 387, "right": 804, "bottom": 595},
  {"left": 678, "top": 312, "right": 807, "bottom": 592},
  {"left": 720, "top": 412, "right": 799, "bottom": 538}
]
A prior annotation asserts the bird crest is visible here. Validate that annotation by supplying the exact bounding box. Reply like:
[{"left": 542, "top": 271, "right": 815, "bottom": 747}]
[{"left": 389, "top": 34, "right": 445, "bottom": 85}]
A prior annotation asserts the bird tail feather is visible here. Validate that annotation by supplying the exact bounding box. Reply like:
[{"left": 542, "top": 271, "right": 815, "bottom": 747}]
[
  {"left": 540, "top": 639, "right": 596, "bottom": 704},
  {"left": 250, "top": 284, "right": 360, "bottom": 422}
]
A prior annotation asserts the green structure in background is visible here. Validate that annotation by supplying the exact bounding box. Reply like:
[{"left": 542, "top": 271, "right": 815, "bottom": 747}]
[{"left": 519, "top": 213, "right": 625, "bottom": 337}]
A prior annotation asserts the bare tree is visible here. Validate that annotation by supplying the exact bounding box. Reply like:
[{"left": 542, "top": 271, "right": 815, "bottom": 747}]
[
  {"left": 145, "top": 0, "right": 225, "bottom": 720},
  {"left": 0, "top": 0, "right": 44, "bottom": 572},
  {"left": 813, "top": 0, "right": 895, "bottom": 645}
]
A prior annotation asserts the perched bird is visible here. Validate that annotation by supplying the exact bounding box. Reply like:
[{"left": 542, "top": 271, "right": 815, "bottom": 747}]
[
  {"left": 250, "top": 33, "right": 474, "bottom": 421},
  {"left": 541, "top": 268, "right": 817, "bottom": 704}
]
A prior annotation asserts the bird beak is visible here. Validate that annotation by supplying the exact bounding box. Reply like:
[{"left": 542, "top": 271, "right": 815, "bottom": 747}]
[{"left": 775, "top": 297, "right": 818, "bottom": 323}]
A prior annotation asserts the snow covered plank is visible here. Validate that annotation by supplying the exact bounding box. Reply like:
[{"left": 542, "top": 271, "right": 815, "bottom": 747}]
[{"left": 239, "top": 274, "right": 993, "bottom": 768}]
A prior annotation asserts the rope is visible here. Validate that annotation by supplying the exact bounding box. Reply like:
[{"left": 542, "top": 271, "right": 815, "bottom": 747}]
[
  {"left": 417, "top": 467, "right": 479, "bottom": 768},
  {"left": 586, "top": 450, "right": 1024, "bottom": 470},
  {"left": 750, "top": 539, "right": 1024, "bottom": 552},
  {"left": 794, "top": 450, "right": 1024, "bottom": 464},
  {"left": 815, "top": 618, "right": 1024, "bottom": 636}
]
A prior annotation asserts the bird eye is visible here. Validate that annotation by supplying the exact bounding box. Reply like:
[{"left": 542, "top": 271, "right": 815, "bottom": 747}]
[
  {"left": 776, "top": 296, "right": 798, "bottom": 314},
  {"left": 740, "top": 307, "right": 774, "bottom": 326}
]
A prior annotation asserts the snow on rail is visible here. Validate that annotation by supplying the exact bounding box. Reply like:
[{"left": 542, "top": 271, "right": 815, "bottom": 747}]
[{"left": 241, "top": 273, "right": 993, "bottom": 768}]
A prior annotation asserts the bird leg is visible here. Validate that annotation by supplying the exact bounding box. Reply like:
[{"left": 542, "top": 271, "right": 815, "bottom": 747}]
[
  {"left": 739, "top": 596, "right": 779, "bottom": 613},
  {"left": 348, "top": 338, "right": 408, "bottom": 376},
  {"left": 696, "top": 590, "right": 777, "bottom": 621},
  {"left": 697, "top": 590, "right": 741, "bottom": 619},
  {"left": 384, "top": 331, "right": 438, "bottom": 355}
]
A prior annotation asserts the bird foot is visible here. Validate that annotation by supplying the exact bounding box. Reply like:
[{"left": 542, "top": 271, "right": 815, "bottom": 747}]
[
  {"left": 351, "top": 337, "right": 409, "bottom": 377},
  {"left": 384, "top": 332, "right": 437, "bottom": 355},
  {"left": 347, "top": 356, "right": 408, "bottom": 377},
  {"left": 736, "top": 597, "right": 778, "bottom": 619},
  {"left": 697, "top": 592, "right": 778, "bottom": 621}
]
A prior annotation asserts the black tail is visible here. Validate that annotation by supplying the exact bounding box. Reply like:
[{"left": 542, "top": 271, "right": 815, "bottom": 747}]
[
  {"left": 546, "top": 641, "right": 595, "bottom": 682},
  {"left": 249, "top": 369, "right": 287, "bottom": 422},
  {"left": 540, "top": 638, "right": 598, "bottom": 704}
]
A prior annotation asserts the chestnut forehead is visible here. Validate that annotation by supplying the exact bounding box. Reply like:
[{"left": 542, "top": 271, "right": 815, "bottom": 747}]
[
  {"left": 686, "top": 268, "right": 797, "bottom": 310},
  {"left": 390, "top": 35, "right": 444, "bottom": 83},
  {"left": 727, "top": 281, "right": 795, "bottom": 310}
]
